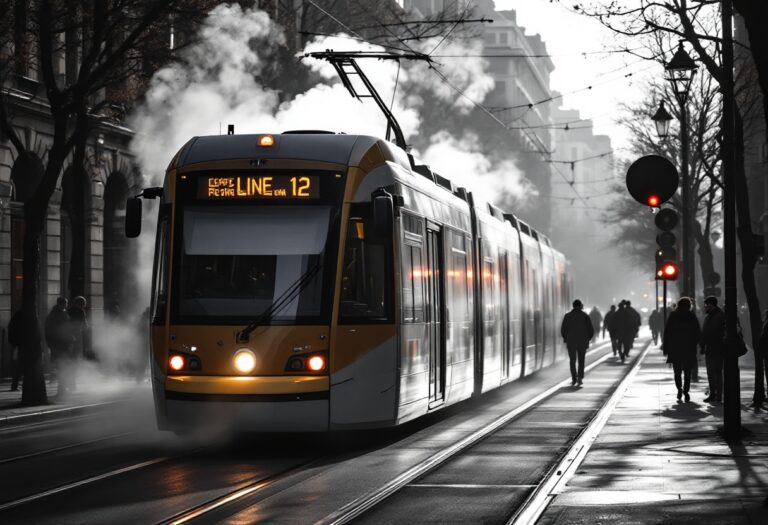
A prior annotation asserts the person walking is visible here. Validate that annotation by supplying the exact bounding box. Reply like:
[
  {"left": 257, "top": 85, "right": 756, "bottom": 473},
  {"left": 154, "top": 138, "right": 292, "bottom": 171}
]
[
  {"left": 68, "top": 296, "right": 93, "bottom": 361},
  {"left": 663, "top": 297, "right": 701, "bottom": 402},
  {"left": 45, "top": 298, "right": 74, "bottom": 396},
  {"left": 588, "top": 306, "right": 603, "bottom": 343},
  {"left": 700, "top": 296, "right": 725, "bottom": 403},
  {"left": 561, "top": 299, "right": 594, "bottom": 387},
  {"left": 649, "top": 308, "right": 662, "bottom": 346},
  {"left": 757, "top": 310, "right": 768, "bottom": 407},
  {"left": 613, "top": 301, "right": 635, "bottom": 363},
  {"left": 603, "top": 304, "right": 618, "bottom": 356},
  {"left": 7, "top": 310, "right": 24, "bottom": 391},
  {"left": 625, "top": 300, "right": 641, "bottom": 356}
]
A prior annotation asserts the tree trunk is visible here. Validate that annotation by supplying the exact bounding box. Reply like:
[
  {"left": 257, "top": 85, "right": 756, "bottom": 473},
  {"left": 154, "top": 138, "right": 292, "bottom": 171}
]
[
  {"left": 19, "top": 170, "right": 47, "bottom": 406},
  {"left": 734, "top": 109, "right": 765, "bottom": 406}
]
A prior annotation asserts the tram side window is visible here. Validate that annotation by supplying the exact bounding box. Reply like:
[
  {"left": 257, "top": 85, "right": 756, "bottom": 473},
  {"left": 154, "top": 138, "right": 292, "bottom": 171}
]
[
  {"left": 339, "top": 213, "right": 392, "bottom": 322},
  {"left": 446, "top": 231, "right": 471, "bottom": 323},
  {"left": 482, "top": 258, "right": 495, "bottom": 322},
  {"left": 152, "top": 208, "right": 170, "bottom": 323},
  {"left": 402, "top": 244, "right": 425, "bottom": 323}
]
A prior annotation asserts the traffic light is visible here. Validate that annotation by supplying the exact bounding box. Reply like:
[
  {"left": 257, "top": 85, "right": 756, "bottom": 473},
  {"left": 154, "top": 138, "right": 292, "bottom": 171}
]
[
  {"left": 654, "top": 208, "right": 679, "bottom": 281},
  {"left": 626, "top": 155, "right": 679, "bottom": 207}
]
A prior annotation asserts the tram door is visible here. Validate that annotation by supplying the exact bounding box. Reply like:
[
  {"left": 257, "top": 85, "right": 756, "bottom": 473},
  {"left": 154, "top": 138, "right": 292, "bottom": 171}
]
[
  {"left": 499, "top": 251, "right": 510, "bottom": 380},
  {"left": 426, "top": 226, "right": 445, "bottom": 405}
]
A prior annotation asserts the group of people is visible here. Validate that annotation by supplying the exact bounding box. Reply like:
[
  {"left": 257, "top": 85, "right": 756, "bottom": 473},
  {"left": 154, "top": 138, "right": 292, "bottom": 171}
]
[
  {"left": 561, "top": 299, "right": 641, "bottom": 386},
  {"left": 7, "top": 296, "right": 91, "bottom": 397},
  {"left": 563, "top": 295, "right": 768, "bottom": 404}
]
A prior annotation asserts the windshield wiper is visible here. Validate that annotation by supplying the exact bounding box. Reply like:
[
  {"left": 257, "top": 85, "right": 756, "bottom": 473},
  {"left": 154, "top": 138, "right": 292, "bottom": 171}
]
[{"left": 236, "top": 260, "right": 322, "bottom": 343}]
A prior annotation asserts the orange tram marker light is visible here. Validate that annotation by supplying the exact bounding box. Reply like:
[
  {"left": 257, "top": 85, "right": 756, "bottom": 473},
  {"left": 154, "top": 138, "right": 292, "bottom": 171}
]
[{"left": 257, "top": 134, "right": 275, "bottom": 147}]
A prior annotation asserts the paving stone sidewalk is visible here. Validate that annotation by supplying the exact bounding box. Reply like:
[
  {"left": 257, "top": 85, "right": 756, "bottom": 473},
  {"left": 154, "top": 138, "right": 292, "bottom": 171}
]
[{"left": 540, "top": 345, "right": 768, "bottom": 524}]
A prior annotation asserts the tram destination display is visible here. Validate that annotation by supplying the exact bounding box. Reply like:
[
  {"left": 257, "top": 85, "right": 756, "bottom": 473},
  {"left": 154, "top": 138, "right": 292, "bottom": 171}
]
[{"left": 198, "top": 174, "right": 320, "bottom": 199}]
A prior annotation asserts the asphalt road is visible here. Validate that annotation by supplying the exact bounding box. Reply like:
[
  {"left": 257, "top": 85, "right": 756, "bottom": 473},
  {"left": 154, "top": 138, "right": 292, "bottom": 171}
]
[{"left": 0, "top": 339, "right": 635, "bottom": 524}]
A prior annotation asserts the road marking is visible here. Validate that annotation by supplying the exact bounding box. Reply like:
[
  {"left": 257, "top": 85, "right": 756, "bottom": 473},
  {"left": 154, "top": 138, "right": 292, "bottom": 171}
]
[
  {"left": 0, "top": 456, "right": 169, "bottom": 512},
  {"left": 315, "top": 341, "right": 616, "bottom": 525},
  {"left": 507, "top": 340, "right": 652, "bottom": 525}
]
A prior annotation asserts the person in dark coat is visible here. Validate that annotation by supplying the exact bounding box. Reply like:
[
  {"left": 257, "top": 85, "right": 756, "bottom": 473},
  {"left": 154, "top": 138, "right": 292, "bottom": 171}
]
[
  {"left": 700, "top": 296, "right": 725, "bottom": 403},
  {"left": 603, "top": 304, "right": 618, "bottom": 355},
  {"left": 68, "top": 296, "right": 93, "bottom": 361},
  {"left": 588, "top": 307, "right": 603, "bottom": 343},
  {"left": 757, "top": 310, "right": 768, "bottom": 406},
  {"left": 561, "top": 299, "right": 594, "bottom": 387},
  {"left": 613, "top": 301, "right": 635, "bottom": 363},
  {"left": 663, "top": 297, "right": 701, "bottom": 402},
  {"left": 7, "top": 310, "right": 24, "bottom": 391},
  {"left": 45, "top": 298, "right": 74, "bottom": 395},
  {"left": 649, "top": 308, "right": 663, "bottom": 346},
  {"left": 625, "top": 300, "right": 641, "bottom": 355}
]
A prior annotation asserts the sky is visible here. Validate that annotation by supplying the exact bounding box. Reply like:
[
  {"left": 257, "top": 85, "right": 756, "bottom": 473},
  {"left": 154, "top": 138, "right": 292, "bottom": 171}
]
[{"left": 495, "top": 0, "right": 657, "bottom": 157}]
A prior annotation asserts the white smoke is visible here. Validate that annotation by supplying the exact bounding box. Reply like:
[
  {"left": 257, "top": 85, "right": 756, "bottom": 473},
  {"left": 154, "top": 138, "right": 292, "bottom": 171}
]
[{"left": 419, "top": 131, "right": 537, "bottom": 207}]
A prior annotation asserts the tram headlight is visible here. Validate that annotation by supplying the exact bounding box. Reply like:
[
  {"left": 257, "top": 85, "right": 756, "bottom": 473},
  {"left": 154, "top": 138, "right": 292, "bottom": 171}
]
[
  {"left": 169, "top": 354, "right": 185, "bottom": 372},
  {"left": 307, "top": 355, "right": 326, "bottom": 372},
  {"left": 233, "top": 349, "right": 257, "bottom": 374}
]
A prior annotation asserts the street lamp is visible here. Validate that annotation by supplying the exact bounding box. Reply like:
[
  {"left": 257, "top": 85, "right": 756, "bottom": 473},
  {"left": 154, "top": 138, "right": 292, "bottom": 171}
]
[
  {"left": 664, "top": 41, "right": 697, "bottom": 299},
  {"left": 651, "top": 100, "right": 674, "bottom": 139}
]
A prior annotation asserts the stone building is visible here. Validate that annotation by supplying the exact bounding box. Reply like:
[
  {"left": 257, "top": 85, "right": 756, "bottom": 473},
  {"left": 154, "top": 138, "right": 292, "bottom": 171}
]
[{"left": 406, "top": 0, "right": 557, "bottom": 233}]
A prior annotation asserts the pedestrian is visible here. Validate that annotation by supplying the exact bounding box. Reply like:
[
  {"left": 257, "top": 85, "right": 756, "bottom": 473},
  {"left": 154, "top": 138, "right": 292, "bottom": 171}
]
[
  {"left": 68, "top": 296, "right": 93, "bottom": 361},
  {"left": 45, "top": 298, "right": 74, "bottom": 396},
  {"left": 757, "top": 310, "right": 768, "bottom": 406},
  {"left": 663, "top": 297, "right": 701, "bottom": 402},
  {"left": 105, "top": 300, "right": 121, "bottom": 320},
  {"left": 7, "top": 310, "right": 24, "bottom": 391},
  {"left": 613, "top": 300, "right": 635, "bottom": 363},
  {"left": 649, "top": 308, "right": 663, "bottom": 346},
  {"left": 560, "top": 299, "right": 594, "bottom": 387},
  {"left": 625, "top": 300, "right": 641, "bottom": 355},
  {"left": 603, "top": 304, "right": 618, "bottom": 355},
  {"left": 700, "top": 296, "right": 725, "bottom": 403},
  {"left": 588, "top": 306, "right": 603, "bottom": 342}
]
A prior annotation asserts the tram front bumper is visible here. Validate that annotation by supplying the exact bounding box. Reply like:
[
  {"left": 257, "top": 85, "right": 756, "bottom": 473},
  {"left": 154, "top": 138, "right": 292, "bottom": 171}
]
[{"left": 157, "top": 375, "right": 330, "bottom": 432}]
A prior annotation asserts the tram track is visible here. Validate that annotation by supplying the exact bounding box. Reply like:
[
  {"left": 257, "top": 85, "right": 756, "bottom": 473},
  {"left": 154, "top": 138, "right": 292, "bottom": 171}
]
[
  {"left": 0, "top": 431, "right": 137, "bottom": 465},
  {"left": 312, "top": 340, "right": 649, "bottom": 525}
]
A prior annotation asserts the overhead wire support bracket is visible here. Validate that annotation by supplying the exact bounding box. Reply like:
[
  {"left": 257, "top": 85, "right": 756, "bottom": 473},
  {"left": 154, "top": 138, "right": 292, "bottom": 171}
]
[{"left": 304, "top": 50, "right": 431, "bottom": 152}]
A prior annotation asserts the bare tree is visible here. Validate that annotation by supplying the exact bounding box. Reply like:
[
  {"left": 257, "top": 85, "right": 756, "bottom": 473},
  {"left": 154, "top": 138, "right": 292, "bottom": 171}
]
[
  {"left": 0, "top": 0, "right": 213, "bottom": 406},
  {"left": 572, "top": 0, "right": 767, "bottom": 406}
]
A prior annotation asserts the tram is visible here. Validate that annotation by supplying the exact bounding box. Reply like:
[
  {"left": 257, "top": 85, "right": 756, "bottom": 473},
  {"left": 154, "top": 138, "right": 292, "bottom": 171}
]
[{"left": 126, "top": 132, "right": 571, "bottom": 433}]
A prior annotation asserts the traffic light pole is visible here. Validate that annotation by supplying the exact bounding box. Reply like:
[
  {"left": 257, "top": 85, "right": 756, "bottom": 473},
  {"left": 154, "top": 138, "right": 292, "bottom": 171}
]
[{"left": 721, "top": 0, "right": 741, "bottom": 439}]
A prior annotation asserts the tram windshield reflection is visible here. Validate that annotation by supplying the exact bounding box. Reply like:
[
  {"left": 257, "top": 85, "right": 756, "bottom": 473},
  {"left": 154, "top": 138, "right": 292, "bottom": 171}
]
[{"left": 177, "top": 205, "right": 332, "bottom": 322}]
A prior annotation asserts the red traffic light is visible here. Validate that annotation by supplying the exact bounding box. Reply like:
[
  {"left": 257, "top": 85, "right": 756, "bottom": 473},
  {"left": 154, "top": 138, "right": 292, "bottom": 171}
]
[
  {"left": 661, "top": 262, "right": 678, "bottom": 280},
  {"left": 647, "top": 194, "right": 660, "bottom": 207}
]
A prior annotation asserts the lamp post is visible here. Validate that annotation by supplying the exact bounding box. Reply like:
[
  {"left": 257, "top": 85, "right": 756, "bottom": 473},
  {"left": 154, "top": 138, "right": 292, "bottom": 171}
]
[
  {"left": 651, "top": 100, "right": 673, "bottom": 140},
  {"left": 665, "top": 42, "right": 697, "bottom": 299}
]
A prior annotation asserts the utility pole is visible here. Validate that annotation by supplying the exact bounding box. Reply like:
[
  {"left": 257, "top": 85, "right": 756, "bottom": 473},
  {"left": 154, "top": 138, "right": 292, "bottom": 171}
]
[{"left": 721, "top": 0, "right": 741, "bottom": 439}]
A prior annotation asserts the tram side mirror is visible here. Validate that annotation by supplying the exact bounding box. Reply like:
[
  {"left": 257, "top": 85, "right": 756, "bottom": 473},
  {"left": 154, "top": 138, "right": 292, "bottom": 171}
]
[
  {"left": 125, "top": 197, "right": 142, "bottom": 238},
  {"left": 372, "top": 190, "right": 394, "bottom": 236}
]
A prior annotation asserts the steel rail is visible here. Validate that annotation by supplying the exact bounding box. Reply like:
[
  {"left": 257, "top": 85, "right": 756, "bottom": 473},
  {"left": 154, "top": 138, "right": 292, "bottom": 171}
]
[
  {"left": 0, "top": 456, "right": 170, "bottom": 512},
  {"left": 0, "top": 431, "right": 136, "bottom": 465},
  {"left": 315, "top": 341, "right": 618, "bottom": 525},
  {"left": 507, "top": 340, "right": 652, "bottom": 525},
  {"left": 158, "top": 456, "right": 330, "bottom": 525}
]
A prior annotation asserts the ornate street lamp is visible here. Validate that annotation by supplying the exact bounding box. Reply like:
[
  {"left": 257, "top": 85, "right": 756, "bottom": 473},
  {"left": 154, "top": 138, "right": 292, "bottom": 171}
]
[
  {"left": 651, "top": 100, "right": 674, "bottom": 139},
  {"left": 666, "top": 42, "right": 697, "bottom": 106},
  {"left": 664, "top": 41, "right": 697, "bottom": 299}
]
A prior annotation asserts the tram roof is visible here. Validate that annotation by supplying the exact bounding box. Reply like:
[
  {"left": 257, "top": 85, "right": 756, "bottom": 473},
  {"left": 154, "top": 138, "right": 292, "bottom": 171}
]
[{"left": 174, "top": 133, "right": 391, "bottom": 169}]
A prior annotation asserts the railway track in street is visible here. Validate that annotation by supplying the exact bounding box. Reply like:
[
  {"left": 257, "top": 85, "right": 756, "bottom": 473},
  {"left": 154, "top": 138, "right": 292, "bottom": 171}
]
[
  {"left": 320, "top": 340, "right": 652, "bottom": 525},
  {"left": 0, "top": 339, "right": 651, "bottom": 524}
]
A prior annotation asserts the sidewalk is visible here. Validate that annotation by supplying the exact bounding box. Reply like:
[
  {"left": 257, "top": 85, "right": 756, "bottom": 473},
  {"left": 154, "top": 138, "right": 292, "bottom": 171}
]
[
  {"left": 0, "top": 374, "right": 150, "bottom": 427},
  {"left": 540, "top": 344, "right": 768, "bottom": 524}
]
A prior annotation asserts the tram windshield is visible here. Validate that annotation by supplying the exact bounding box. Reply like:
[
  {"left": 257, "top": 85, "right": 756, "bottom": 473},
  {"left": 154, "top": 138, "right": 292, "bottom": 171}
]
[{"left": 176, "top": 205, "right": 333, "bottom": 322}]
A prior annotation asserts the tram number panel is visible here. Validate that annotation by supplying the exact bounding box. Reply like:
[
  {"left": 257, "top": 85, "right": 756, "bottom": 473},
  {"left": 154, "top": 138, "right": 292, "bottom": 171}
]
[{"left": 199, "top": 175, "right": 320, "bottom": 200}]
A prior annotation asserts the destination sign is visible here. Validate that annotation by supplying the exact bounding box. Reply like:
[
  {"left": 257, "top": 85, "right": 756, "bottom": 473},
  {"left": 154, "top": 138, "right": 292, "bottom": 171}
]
[{"left": 198, "top": 175, "right": 320, "bottom": 199}]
